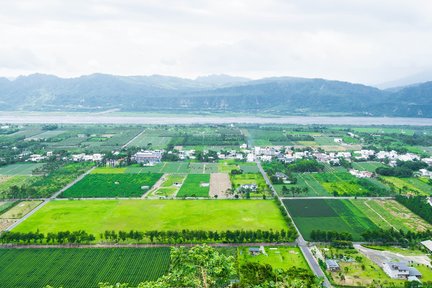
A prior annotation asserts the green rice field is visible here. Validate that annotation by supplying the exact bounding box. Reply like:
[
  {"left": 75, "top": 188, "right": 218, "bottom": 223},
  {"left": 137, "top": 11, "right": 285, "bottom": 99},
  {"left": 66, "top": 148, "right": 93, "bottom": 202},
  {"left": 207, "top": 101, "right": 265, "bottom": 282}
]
[
  {"left": 14, "top": 200, "right": 288, "bottom": 238},
  {"left": 283, "top": 199, "right": 379, "bottom": 241},
  {"left": 0, "top": 248, "right": 170, "bottom": 288},
  {"left": 60, "top": 173, "right": 163, "bottom": 198},
  {"left": 176, "top": 174, "right": 210, "bottom": 197}
]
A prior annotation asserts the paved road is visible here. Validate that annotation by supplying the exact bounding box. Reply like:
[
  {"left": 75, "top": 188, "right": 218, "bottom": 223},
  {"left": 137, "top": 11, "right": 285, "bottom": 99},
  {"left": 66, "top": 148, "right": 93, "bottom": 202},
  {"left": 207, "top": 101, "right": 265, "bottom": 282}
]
[
  {"left": 5, "top": 167, "right": 96, "bottom": 232},
  {"left": 256, "top": 160, "right": 332, "bottom": 287}
]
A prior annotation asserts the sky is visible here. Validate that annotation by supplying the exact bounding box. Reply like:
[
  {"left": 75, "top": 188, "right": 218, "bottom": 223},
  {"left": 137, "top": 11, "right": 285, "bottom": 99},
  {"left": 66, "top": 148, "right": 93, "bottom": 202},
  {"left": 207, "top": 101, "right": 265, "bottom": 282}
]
[{"left": 0, "top": 0, "right": 432, "bottom": 85}]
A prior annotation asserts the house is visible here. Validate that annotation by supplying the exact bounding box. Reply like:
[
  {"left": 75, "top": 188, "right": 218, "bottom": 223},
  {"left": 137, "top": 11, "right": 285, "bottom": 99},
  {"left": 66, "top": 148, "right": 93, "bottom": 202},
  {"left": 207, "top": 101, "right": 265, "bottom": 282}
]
[
  {"left": 421, "top": 240, "right": 432, "bottom": 252},
  {"left": 238, "top": 184, "right": 258, "bottom": 192},
  {"left": 349, "top": 169, "right": 373, "bottom": 178},
  {"left": 334, "top": 138, "right": 343, "bottom": 144},
  {"left": 275, "top": 172, "right": 288, "bottom": 181},
  {"left": 326, "top": 259, "right": 340, "bottom": 271},
  {"left": 134, "top": 150, "right": 162, "bottom": 164},
  {"left": 383, "top": 262, "right": 421, "bottom": 279},
  {"left": 249, "top": 247, "right": 261, "bottom": 256}
]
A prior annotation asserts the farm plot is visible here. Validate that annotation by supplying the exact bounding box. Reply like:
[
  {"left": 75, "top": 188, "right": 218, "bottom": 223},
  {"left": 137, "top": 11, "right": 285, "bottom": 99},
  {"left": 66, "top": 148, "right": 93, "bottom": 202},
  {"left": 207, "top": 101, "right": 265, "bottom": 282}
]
[
  {"left": 25, "top": 130, "right": 66, "bottom": 141},
  {"left": 148, "top": 174, "right": 186, "bottom": 198},
  {"left": 238, "top": 246, "right": 310, "bottom": 271},
  {"left": 313, "top": 172, "right": 389, "bottom": 196},
  {"left": 14, "top": 200, "right": 288, "bottom": 237},
  {"left": 0, "top": 176, "right": 35, "bottom": 196},
  {"left": 61, "top": 173, "right": 163, "bottom": 198},
  {"left": 231, "top": 173, "right": 271, "bottom": 197},
  {"left": 209, "top": 173, "right": 231, "bottom": 198},
  {"left": 0, "top": 201, "right": 42, "bottom": 219},
  {"left": 0, "top": 163, "right": 44, "bottom": 176},
  {"left": 275, "top": 173, "right": 329, "bottom": 197},
  {"left": 0, "top": 248, "right": 170, "bottom": 288},
  {"left": 352, "top": 161, "right": 385, "bottom": 172},
  {"left": 381, "top": 176, "right": 432, "bottom": 195},
  {"left": 239, "top": 162, "right": 260, "bottom": 173},
  {"left": 283, "top": 199, "right": 379, "bottom": 241},
  {"left": 91, "top": 167, "right": 127, "bottom": 174},
  {"left": 352, "top": 199, "right": 432, "bottom": 232},
  {"left": 177, "top": 174, "right": 210, "bottom": 197},
  {"left": 128, "top": 132, "right": 172, "bottom": 149}
]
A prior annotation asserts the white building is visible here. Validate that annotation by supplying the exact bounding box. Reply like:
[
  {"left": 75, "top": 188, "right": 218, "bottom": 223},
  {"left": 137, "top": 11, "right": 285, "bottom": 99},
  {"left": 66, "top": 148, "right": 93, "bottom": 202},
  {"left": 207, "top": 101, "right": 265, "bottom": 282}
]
[
  {"left": 134, "top": 150, "right": 162, "bottom": 164},
  {"left": 383, "top": 262, "right": 421, "bottom": 280}
]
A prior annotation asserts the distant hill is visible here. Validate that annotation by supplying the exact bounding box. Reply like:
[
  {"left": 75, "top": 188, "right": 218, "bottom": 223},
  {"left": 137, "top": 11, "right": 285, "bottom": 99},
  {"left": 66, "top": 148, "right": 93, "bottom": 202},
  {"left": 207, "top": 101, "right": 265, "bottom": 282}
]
[{"left": 0, "top": 73, "right": 431, "bottom": 117}]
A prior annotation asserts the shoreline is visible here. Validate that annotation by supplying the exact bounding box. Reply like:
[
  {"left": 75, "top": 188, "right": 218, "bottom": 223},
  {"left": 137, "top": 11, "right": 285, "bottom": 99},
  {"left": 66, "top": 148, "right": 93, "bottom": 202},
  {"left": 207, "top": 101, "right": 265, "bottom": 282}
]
[{"left": 0, "top": 113, "right": 431, "bottom": 126}]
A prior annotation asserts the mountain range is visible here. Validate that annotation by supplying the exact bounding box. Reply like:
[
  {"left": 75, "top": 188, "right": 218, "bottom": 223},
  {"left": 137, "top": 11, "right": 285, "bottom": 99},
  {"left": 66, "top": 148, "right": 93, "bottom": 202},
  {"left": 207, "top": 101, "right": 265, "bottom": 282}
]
[{"left": 0, "top": 73, "right": 431, "bottom": 117}]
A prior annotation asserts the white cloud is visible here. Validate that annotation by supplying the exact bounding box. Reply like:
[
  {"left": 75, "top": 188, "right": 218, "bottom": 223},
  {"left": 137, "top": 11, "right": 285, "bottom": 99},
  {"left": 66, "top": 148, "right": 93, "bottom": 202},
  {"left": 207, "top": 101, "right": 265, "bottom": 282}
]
[{"left": 0, "top": 0, "right": 431, "bottom": 84}]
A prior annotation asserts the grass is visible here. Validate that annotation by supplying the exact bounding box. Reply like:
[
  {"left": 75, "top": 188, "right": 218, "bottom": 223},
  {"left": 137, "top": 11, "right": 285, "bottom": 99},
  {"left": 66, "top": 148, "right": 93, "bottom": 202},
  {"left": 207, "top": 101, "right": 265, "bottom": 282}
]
[
  {"left": 0, "top": 163, "right": 44, "bottom": 176},
  {"left": 61, "top": 173, "right": 163, "bottom": 198},
  {"left": 177, "top": 174, "right": 210, "bottom": 197},
  {"left": 238, "top": 246, "right": 310, "bottom": 271},
  {"left": 0, "top": 248, "right": 170, "bottom": 288},
  {"left": 0, "top": 201, "right": 42, "bottom": 219},
  {"left": 14, "top": 200, "right": 288, "bottom": 238},
  {"left": 283, "top": 199, "right": 379, "bottom": 241},
  {"left": 0, "top": 201, "right": 16, "bottom": 214}
]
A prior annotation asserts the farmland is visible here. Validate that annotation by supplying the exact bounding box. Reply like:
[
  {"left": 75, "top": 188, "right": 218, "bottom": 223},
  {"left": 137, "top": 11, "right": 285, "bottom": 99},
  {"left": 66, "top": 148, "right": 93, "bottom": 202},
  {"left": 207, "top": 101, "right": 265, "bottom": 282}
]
[
  {"left": 283, "top": 199, "right": 379, "bottom": 241},
  {"left": 231, "top": 173, "right": 271, "bottom": 197},
  {"left": 0, "top": 200, "right": 42, "bottom": 219},
  {"left": 0, "top": 163, "right": 43, "bottom": 176},
  {"left": 0, "top": 248, "right": 170, "bottom": 288},
  {"left": 238, "top": 246, "right": 310, "bottom": 271},
  {"left": 177, "top": 174, "right": 210, "bottom": 197},
  {"left": 381, "top": 176, "right": 432, "bottom": 195},
  {"left": 14, "top": 200, "right": 288, "bottom": 238},
  {"left": 61, "top": 173, "right": 163, "bottom": 198},
  {"left": 352, "top": 161, "right": 385, "bottom": 172}
]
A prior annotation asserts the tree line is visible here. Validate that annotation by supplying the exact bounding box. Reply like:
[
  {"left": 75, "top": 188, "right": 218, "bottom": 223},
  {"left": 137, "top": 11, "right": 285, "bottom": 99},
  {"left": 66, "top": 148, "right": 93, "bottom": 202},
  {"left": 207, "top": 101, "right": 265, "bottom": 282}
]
[
  {"left": 362, "top": 228, "right": 432, "bottom": 245},
  {"left": 310, "top": 230, "right": 353, "bottom": 242},
  {"left": 396, "top": 195, "right": 432, "bottom": 224},
  {"left": 0, "top": 230, "right": 95, "bottom": 244},
  {"left": 101, "top": 229, "right": 297, "bottom": 243},
  {"left": 1, "top": 229, "right": 297, "bottom": 245}
]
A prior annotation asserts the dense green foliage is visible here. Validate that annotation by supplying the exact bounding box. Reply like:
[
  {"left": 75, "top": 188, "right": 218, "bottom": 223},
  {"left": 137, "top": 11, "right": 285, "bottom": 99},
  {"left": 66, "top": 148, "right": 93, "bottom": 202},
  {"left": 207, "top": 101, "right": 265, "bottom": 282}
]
[
  {"left": 0, "top": 248, "right": 170, "bottom": 288},
  {"left": 310, "top": 230, "right": 353, "bottom": 242},
  {"left": 61, "top": 173, "right": 163, "bottom": 198},
  {"left": 396, "top": 196, "right": 432, "bottom": 224},
  {"left": 362, "top": 229, "right": 432, "bottom": 245},
  {"left": 5, "top": 162, "right": 93, "bottom": 198},
  {"left": 0, "top": 230, "right": 95, "bottom": 244}
]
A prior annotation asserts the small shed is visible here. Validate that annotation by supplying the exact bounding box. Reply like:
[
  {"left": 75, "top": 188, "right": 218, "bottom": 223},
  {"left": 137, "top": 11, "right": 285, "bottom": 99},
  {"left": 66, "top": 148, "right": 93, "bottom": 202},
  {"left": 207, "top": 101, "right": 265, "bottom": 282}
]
[
  {"left": 421, "top": 240, "right": 432, "bottom": 253},
  {"left": 326, "top": 259, "right": 340, "bottom": 271},
  {"left": 249, "top": 247, "right": 261, "bottom": 256}
]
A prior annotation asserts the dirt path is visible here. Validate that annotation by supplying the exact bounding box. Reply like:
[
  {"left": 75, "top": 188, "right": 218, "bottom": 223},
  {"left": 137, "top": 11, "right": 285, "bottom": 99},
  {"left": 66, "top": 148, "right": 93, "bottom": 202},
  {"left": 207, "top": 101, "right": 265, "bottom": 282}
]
[
  {"left": 363, "top": 200, "right": 397, "bottom": 230},
  {"left": 209, "top": 173, "right": 231, "bottom": 199},
  {"left": 142, "top": 173, "right": 167, "bottom": 198}
]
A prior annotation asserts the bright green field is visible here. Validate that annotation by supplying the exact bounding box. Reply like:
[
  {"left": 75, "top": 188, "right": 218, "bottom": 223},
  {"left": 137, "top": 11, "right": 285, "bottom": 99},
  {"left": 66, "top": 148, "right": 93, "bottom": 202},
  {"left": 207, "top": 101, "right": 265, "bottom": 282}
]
[
  {"left": 60, "top": 173, "right": 163, "bottom": 198},
  {"left": 238, "top": 246, "right": 310, "bottom": 271},
  {"left": 0, "top": 248, "right": 170, "bottom": 288},
  {"left": 14, "top": 200, "right": 288, "bottom": 237},
  {"left": 176, "top": 174, "right": 210, "bottom": 197},
  {"left": 283, "top": 199, "right": 379, "bottom": 241}
]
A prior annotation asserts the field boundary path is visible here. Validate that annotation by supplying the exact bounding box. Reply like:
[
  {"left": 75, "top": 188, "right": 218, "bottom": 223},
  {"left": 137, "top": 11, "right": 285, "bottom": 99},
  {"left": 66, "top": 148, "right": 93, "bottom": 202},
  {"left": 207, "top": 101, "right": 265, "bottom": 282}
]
[
  {"left": 4, "top": 166, "right": 96, "bottom": 232},
  {"left": 363, "top": 200, "right": 397, "bottom": 230},
  {"left": 280, "top": 196, "right": 394, "bottom": 200},
  {"left": 0, "top": 242, "right": 297, "bottom": 249},
  {"left": 256, "top": 160, "right": 332, "bottom": 287},
  {"left": 142, "top": 173, "right": 166, "bottom": 198},
  {"left": 121, "top": 129, "right": 145, "bottom": 148}
]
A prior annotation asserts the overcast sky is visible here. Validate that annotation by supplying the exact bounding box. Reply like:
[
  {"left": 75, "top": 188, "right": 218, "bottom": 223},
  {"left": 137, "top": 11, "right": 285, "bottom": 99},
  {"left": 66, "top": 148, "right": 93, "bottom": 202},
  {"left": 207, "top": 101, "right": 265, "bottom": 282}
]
[{"left": 1, "top": 0, "right": 432, "bottom": 84}]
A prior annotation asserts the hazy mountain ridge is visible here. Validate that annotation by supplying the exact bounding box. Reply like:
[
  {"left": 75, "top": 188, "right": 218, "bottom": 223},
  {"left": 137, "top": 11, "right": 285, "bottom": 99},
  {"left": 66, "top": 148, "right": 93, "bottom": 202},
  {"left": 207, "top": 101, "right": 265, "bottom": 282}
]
[{"left": 0, "top": 74, "right": 431, "bottom": 117}]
